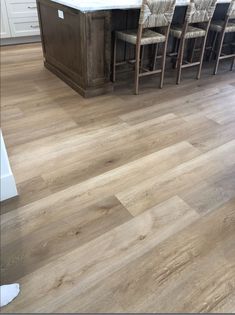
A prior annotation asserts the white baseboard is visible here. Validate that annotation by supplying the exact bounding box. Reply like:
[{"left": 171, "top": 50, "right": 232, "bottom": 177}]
[
  {"left": 0, "top": 173, "right": 18, "bottom": 202},
  {"left": 0, "top": 35, "right": 41, "bottom": 46}
]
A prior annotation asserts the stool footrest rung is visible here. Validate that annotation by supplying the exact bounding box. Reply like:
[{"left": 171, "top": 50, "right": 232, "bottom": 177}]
[
  {"left": 219, "top": 53, "right": 235, "bottom": 60},
  {"left": 182, "top": 61, "right": 200, "bottom": 68},
  {"left": 139, "top": 69, "right": 162, "bottom": 77}
]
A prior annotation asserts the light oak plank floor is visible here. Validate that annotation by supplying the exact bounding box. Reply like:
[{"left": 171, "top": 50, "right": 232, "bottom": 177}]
[{"left": 0, "top": 43, "right": 235, "bottom": 313}]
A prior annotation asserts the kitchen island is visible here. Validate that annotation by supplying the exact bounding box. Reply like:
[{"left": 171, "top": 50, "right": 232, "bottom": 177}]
[{"left": 36, "top": 0, "right": 231, "bottom": 97}]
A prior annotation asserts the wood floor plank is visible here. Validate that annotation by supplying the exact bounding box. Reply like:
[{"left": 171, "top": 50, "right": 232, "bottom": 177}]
[
  {"left": 207, "top": 167, "right": 235, "bottom": 197},
  {"left": 2, "top": 196, "right": 199, "bottom": 313},
  {"left": 179, "top": 180, "right": 231, "bottom": 215},
  {"left": 1, "top": 107, "right": 78, "bottom": 147},
  {"left": 188, "top": 120, "right": 235, "bottom": 152},
  {"left": 1, "top": 43, "right": 234, "bottom": 313},
  {"left": 119, "top": 84, "right": 234, "bottom": 126},
  {"left": 117, "top": 140, "right": 235, "bottom": 216},
  {"left": 51, "top": 199, "right": 235, "bottom": 313},
  {"left": 6, "top": 114, "right": 188, "bottom": 184},
  {"left": 0, "top": 176, "right": 52, "bottom": 215},
  {"left": 1, "top": 196, "right": 132, "bottom": 283},
  {"left": 199, "top": 89, "right": 235, "bottom": 125},
  {"left": 5, "top": 111, "right": 217, "bottom": 190},
  {"left": 1, "top": 141, "right": 200, "bottom": 241}
]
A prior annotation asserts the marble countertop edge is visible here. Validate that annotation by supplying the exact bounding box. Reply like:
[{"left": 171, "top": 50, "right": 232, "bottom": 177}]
[{"left": 50, "top": 0, "right": 231, "bottom": 13}]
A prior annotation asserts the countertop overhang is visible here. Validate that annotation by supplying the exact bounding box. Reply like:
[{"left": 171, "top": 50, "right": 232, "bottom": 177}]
[{"left": 49, "top": 0, "right": 231, "bottom": 13}]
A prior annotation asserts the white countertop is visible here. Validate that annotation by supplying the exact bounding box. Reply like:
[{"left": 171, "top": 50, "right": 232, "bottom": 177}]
[{"left": 51, "top": 0, "right": 231, "bottom": 12}]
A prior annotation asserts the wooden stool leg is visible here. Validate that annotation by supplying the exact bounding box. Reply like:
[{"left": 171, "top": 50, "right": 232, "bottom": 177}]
[
  {"left": 189, "top": 38, "right": 197, "bottom": 63},
  {"left": 197, "top": 34, "right": 208, "bottom": 80},
  {"left": 172, "top": 38, "right": 180, "bottom": 69},
  {"left": 112, "top": 34, "right": 117, "bottom": 82},
  {"left": 176, "top": 36, "right": 186, "bottom": 85},
  {"left": 230, "top": 36, "right": 235, "bottom": 71},
  {"left": 141, "top": 46, "right": 145, "bottom": 70},
  {"left": 160, "top": 40, "right": 168, "bottom": 89},
  {"left": 152, "top": 43, "right": 158, "bottom": 70},
  {"left": 231, "top": 57, "right": 235, "bottom": 71},
  {"left": 134, "top": 44, "right": 141, "bottom": 95},
  {"left": 209, "top": 31, "right": 219, "bottom": 62},
  {"left": 214, "top": 31, "right": 225, "bottom": 75}
]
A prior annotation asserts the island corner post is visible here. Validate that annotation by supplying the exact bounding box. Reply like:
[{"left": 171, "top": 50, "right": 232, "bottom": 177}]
[{"left": 36, "top": 0, "right": 113, "bottom": 98}]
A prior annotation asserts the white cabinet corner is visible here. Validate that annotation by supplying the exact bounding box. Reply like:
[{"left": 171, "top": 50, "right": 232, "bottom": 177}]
[
  {"left": 1, "top": 0, "right": 11, "bottom": 38},
  {"left": 1, "top": 0, "right": 40, "bottom": 41}
]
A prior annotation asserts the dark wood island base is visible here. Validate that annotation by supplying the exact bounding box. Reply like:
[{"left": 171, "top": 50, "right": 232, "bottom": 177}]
[{"left": 37, "top": 0, "right": 113, "bottom": 97}]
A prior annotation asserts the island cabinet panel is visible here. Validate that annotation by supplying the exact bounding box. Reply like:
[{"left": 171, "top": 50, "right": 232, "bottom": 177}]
[
  {"left": 37, "top": 0, "right": 113, "bottom": 97},
  {"left": 86, "top": 12, "right": 112, "bottom": 88}
]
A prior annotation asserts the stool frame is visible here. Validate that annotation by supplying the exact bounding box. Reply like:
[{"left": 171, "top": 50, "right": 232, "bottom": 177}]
[
  {"left": 112, "top": 0, "right": 176, "bottom": 95},
  {"left": 172, "top": 0, "right": 217, "bottom": 84},
  {"left": 212, "top": 0, "right": 235, "bottom": 74}
]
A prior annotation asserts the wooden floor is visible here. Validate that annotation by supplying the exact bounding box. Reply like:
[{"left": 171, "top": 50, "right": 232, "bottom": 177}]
[{"left": 1, "top": 43, "right": 235, "bottom": 313}]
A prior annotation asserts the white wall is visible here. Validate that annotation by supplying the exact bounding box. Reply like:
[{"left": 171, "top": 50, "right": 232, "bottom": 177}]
[{"left": 0, "top": 130, "right": 18, "bottom": 201}]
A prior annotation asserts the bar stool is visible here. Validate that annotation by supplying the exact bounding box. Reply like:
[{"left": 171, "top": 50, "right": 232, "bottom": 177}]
[
  {"left": 112, "top": 0, "right": 176, "bottom": 95},
  {"left": 209, "top": 0, "right": 235, "bottom": 74},
  {"left": 170, "top": 0, "right": 217, "bottom": 84}
]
